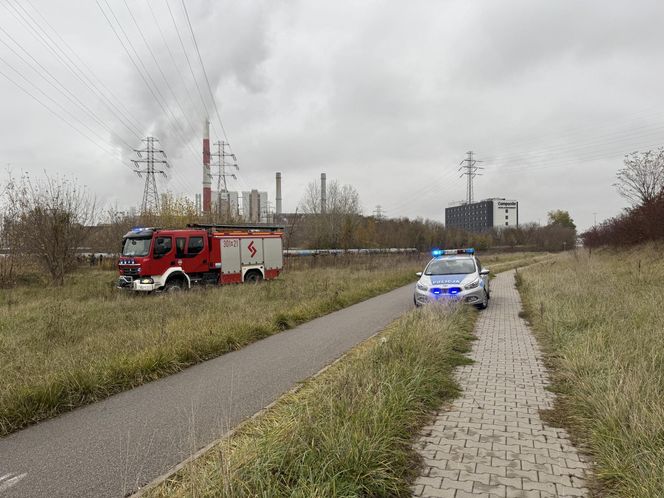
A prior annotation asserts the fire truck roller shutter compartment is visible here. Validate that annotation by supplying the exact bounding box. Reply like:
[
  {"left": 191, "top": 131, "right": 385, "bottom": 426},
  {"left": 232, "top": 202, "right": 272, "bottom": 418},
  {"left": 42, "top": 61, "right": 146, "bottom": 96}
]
[
  {"left": 264, "top": 238, "right": 283, "bottom": 270},
  {"left": 220, "top": 238, "right": 241, "bottom": 275},
  {"left": 241, "top": 238, "right": 264, "bottom": 265}
]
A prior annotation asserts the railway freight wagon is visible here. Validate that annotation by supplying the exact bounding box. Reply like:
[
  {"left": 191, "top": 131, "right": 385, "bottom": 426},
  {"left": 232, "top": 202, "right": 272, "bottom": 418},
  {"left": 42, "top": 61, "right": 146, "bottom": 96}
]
[{"left": 117, "top": 224, "right": 283, "bottom": 292}]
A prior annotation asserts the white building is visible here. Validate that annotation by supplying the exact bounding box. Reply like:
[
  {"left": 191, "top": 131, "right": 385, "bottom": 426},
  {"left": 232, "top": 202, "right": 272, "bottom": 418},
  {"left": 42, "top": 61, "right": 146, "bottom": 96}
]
[{"left": 490, "top": 198, "right": 519, "bottom": 228}]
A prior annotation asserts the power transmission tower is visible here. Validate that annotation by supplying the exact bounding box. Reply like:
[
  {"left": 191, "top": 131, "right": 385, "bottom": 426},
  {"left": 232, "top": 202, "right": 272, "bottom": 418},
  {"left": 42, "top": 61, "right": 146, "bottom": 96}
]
[
  {"left": 210, "top": 140, "right": 238, "bottom": 217},
  {"left": 458, "top": 151, "right": 483, "bottom": 205},
  {"left": 373, "top": 205, "right": 385, "bottom": 220},
  {"left": 131, "top": 137, "right": 169, "bottom": 214}
]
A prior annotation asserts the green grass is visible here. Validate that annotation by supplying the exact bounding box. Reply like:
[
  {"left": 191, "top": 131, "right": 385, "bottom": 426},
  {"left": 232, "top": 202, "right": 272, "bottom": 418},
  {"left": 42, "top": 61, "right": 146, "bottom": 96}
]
[
  {"left": 0, "top": 256, "right": 422, "bottom": 436},
  {"left": 146, "top": 304, "right": 476, "bottom": 498},
  {"left": 516, "top": 244, "right": 664, "bottom": 497}
]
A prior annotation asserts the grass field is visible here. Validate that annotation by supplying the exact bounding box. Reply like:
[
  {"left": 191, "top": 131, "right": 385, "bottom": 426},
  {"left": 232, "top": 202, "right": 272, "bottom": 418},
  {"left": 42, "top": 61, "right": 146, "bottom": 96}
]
[
  {"left": 0, "top": 254, "right": 422, "bottom": 436},
  {"left": 517, "top": 244, "right": 664, "bottom": 497},
  {"left": 145, "top": 305, "right": 475, "bottom": 498},
  {"left": 0, "top": 250, "right": 544, "bottom": 437}
]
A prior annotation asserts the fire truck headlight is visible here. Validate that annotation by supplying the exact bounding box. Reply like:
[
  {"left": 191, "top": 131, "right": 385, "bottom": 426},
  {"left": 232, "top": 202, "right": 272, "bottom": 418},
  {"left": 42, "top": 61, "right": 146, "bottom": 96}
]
[{"left": 140, "top": 278, "right": 154, "bottom": 284}]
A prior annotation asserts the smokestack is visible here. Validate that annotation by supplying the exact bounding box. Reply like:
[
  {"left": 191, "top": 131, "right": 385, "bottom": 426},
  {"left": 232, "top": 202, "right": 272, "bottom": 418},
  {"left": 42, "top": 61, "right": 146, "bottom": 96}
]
[
  {"left": 275, "top": 172, "right": 282, "bottom": 215},
  {"left": 202, "top": 118, "right": 211, "bottom": 213},
  {"left": 320, "top": 173, "right": 326, "bottom": 214}
]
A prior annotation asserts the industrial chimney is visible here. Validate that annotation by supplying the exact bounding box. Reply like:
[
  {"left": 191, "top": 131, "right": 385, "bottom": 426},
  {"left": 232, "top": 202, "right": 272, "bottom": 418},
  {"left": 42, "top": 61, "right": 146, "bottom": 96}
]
[
  {"left": 275, "top": 172, "right": 282, "bottom": 215},
  {"left": 202, "top": 118, "right": 211, "bottom": 213},
  {"left": 320, "top": 172, "right": 326, "bottom": 214}
]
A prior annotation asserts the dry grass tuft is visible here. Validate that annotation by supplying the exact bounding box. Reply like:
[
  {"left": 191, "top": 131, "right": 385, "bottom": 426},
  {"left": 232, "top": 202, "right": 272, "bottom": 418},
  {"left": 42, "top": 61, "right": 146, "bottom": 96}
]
[{"left": 517, "top": 244, "right": 664, "bottom": 497}]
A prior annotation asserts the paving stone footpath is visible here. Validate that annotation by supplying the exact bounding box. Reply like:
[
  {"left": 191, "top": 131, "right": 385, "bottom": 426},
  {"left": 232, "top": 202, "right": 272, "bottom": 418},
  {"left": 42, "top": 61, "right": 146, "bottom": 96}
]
[{"left": 412, "top": 270, "right": 591, "bottom": 498}]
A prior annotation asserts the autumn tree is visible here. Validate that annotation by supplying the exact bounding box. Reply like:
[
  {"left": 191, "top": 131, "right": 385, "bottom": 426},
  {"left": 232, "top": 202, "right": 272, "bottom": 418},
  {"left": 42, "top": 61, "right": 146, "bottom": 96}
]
[
  {"left": 614, "top": 148, "right": 664, "bottom": 206},
  {"left": 299, "top": 179, "right": 362, "bottom": 248},
  {"left": 3, "top": 173, "right": 96, "bottom": 285}
]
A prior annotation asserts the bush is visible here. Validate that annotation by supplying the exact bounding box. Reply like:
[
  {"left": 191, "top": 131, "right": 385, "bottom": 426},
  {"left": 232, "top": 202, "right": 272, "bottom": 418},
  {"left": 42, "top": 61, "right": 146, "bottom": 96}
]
[{"left": 582, "top": 193, "right": 664, "bottom": 247}]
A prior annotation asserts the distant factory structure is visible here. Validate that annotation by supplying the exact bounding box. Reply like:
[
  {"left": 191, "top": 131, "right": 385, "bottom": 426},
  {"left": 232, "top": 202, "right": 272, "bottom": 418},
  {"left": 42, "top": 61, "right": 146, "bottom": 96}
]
[
  {"left": 445, "top": 198, "right": 519, "bottom": 232},
  {"left": 211, "top": 190, "right": 239, "bottom": 217},
  {"left": 242, "top": 190, "right": 269, "bottom": 222}
]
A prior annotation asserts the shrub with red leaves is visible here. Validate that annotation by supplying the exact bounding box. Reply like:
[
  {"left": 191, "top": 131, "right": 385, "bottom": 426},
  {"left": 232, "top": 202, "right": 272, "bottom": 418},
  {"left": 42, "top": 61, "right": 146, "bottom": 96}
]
[{"left": 582, "top": 193, "right": 664, "bottom": 247}]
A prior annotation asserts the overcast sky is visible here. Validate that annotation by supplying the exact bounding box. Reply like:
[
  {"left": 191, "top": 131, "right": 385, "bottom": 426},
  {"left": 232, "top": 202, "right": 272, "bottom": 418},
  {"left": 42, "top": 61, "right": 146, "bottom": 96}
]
[{"left": 2, "top": 0, "right": 664, "bottom": 231}]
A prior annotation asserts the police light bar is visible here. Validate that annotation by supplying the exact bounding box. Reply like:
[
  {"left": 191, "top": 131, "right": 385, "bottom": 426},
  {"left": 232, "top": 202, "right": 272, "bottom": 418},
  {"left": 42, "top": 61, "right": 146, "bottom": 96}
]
[{"left": 432, "top": 248, "right": 475, "bottom": 257}]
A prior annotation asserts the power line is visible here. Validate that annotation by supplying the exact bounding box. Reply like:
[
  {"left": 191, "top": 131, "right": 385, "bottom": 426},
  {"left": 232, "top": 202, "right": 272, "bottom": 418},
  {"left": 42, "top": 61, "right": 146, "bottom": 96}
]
[
  {"left": 0, "top": 26, "right": 136, "bottom": 150},
  {"left": 20, "top": 0, "right": 146, "bottom": 138},
  {"left": 0, "top": 53, "right": 125, "bottom": 153},
  {"left": 164, "top": 0, "right": 212, "bottom": 129},
  {"left": 121, "top": 0, "right": 207, "bottom": 196},
  {"left": 146, "top": 0, "right": 205, "bottom": 121},
  {"left": 2, "top": 0, "right": 145, "bottom": 141},
  {"left": 179, "top": 0, "right": 234, "bottom": 156},
  {"left": 122, "top": 0, "right": 198, "bottom": 137},
  {"left": 388, "top": 115, "right": 664, "bottom": 217},
  {"left": 96, "top": 0, "right": 202, "bottom": 195},
  {"left": 0, "top": 64, "right": 134, "bottom": 170},
  {"left": 486, "top": 124, "right": 664, "bottom": 169}
]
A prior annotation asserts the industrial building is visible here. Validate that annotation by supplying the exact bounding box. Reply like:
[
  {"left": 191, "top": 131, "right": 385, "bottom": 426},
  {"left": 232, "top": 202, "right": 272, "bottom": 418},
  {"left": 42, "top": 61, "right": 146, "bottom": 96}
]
[
  {"left": 211, "top": 190, "right": 239, "bottom": 217},
  {"left": 242, "top": 190, "right": 269, "bottom": 222},
  {"left": 445, "top": 198, "right": 519, "bottom": 232}
]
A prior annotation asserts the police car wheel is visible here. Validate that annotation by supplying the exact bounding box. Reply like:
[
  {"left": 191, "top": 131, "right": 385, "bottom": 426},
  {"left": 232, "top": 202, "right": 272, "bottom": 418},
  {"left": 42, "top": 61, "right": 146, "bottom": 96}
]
[{"left": 477, "top": 291, "right": 489, "bottom": 310}]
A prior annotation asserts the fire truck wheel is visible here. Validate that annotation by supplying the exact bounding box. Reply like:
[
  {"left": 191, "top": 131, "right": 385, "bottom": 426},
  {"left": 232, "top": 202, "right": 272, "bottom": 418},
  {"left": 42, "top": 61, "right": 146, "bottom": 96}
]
[
  {"left": 164, "top": 278, "right": 185, "bottom": 292},
  {"left": 244, "top": 270, "right": 263, "bottom": 283}
]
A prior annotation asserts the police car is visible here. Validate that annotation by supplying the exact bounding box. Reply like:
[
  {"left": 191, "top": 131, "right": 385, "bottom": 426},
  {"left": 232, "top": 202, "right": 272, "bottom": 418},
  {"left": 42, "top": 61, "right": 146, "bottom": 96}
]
[{"left": 414, "top": 248, "right": 490, "bottom": 309}]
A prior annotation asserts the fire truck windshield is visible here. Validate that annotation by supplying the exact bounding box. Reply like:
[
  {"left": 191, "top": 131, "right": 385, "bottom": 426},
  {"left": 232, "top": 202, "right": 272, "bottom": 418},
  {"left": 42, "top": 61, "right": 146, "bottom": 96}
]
[{"left": 122, "top": 237, "right": 151, "bottom": 257}]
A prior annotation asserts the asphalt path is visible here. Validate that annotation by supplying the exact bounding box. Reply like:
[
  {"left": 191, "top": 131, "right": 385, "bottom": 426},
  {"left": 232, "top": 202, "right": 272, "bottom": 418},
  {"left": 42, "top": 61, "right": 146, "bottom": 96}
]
[{"left": 0, "top": 283, "right": 415, "bottom": 498}]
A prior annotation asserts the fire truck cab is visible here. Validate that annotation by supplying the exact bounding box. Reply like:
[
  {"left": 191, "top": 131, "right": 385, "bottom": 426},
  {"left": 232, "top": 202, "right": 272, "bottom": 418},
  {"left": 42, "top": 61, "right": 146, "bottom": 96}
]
[{"left": 117, "top": 224, "right": 283, "bottom": 292}]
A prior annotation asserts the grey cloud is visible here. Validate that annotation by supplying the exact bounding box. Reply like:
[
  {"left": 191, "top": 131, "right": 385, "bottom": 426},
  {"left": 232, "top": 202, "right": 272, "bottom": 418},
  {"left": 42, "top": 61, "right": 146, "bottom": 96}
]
[{"left": 3, "top": 0, "right": 664, "bottom": 231}]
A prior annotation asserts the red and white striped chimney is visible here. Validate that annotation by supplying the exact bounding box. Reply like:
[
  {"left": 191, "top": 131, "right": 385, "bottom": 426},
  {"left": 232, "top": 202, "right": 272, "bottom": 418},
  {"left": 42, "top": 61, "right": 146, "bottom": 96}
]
[{"left": 202, "top": 118, "right": 211, "bottom": 213}]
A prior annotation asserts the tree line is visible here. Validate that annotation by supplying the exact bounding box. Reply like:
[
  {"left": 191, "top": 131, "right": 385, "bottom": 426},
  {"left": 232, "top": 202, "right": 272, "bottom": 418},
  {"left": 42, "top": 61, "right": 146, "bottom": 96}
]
[
  {"left": 1, "top": 172, "right": 575, "bottom": 287},
  {"left": 583, "top": 148, "right": 664, "bottom": 247}
]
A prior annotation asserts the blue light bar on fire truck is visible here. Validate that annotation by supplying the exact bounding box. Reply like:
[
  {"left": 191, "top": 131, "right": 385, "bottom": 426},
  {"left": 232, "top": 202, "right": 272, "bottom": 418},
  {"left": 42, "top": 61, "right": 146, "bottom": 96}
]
[{"left": 431, "top": 248, "right": 475, "bottom": 257}]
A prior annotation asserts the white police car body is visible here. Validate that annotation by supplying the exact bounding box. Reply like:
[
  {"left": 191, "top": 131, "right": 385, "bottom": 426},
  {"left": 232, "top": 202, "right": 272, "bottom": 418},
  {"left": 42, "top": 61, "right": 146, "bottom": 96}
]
[{"left": 414, "top": 248, "right": 490, "bottom": 309}]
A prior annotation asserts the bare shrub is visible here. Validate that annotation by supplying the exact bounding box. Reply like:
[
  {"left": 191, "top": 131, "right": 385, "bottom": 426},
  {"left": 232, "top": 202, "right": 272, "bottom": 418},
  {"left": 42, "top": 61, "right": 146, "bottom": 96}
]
[
  {"left": 2, "top": 173, "right": 96, "bottom": 286},
  {"left": 615, "top": 148, "right": 664, "bottom": 207}
]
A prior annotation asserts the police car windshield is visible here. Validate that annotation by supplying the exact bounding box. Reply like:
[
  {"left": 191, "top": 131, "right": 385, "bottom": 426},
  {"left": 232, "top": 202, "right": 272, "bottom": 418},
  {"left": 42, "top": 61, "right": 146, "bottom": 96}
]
[
  {"left": 123, "top": 237, "right": 151, "bottom": 257},
  {"left": 425, "top": 258, "right": 476, "bottom": 275}
]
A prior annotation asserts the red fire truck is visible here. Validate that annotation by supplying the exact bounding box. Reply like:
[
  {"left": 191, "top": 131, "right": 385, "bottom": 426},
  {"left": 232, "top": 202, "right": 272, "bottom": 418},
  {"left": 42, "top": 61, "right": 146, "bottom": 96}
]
[{"left": 117, "top": 224, "right": 284, "bottom": 292}]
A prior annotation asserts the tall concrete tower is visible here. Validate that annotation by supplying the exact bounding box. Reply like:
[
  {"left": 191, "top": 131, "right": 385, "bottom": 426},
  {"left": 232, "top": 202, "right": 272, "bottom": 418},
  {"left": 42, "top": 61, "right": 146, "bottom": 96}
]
[
  {"left": 275, "top": 172, "right": 282, "bottom": 215},
  {"left": 320, "top": 172, "right": 326, "bottom": 214},
  {"left": 202, "top": 118, "right": 211, "bottom": 213}
]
